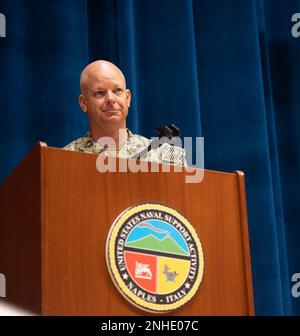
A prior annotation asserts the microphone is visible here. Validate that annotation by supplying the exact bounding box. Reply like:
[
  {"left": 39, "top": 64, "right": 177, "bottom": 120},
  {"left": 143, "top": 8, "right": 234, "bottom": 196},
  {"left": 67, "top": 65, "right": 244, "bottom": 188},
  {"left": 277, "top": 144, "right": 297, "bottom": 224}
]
[
  {"left": 131, "top": 124, "right": 185, "bottom": 165},
  {"left": 156, "top": 124, "right": 180, "bottom": 139}
]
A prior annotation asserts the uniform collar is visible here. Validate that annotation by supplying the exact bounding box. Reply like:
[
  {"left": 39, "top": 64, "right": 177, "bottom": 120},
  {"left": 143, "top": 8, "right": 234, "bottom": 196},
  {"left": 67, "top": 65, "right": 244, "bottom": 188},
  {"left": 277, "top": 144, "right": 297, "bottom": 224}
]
[{"left": 85, "top": 129, "right": 133, "bottom": 152}]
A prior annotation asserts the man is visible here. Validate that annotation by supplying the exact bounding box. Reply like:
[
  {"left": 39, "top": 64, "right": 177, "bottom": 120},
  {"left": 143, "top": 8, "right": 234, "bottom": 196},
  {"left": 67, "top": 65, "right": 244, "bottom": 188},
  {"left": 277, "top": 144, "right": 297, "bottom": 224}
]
[{"left": 64, "top": 60, "right": 185, "bottom": 165}]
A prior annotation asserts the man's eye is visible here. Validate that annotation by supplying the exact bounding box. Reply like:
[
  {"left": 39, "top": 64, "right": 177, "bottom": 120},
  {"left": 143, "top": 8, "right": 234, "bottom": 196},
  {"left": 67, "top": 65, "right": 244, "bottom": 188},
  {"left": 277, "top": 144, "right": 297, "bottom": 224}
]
[
  {"left": 114, "top": 88, "right": 124, "bottom": 95},
  {"left": 95, "top": 91, "right": 104, "bottom": 97}
]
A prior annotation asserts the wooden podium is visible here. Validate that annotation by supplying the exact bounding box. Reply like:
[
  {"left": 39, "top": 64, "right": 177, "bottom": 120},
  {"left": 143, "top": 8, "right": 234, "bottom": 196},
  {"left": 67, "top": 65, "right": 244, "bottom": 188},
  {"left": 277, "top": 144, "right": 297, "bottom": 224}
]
[{"left": 0, "top": 143, "right": 254, "bottom": 315}]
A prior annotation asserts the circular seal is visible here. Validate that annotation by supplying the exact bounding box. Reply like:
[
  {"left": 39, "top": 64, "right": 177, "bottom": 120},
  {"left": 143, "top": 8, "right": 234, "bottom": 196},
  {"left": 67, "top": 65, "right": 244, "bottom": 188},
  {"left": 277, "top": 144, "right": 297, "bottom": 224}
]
[{"left": 106, "top": 203, "right": 204, "bottom": 313}]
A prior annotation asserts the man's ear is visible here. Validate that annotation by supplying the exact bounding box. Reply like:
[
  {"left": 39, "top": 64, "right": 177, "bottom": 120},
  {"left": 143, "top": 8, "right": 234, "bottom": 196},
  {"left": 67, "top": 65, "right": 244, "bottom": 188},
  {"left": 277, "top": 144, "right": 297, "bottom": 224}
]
[
  {"left": 79, "top": 94, "right": 88, "bottom": 112},
  {"left": 126, "top": 89, "right": 131, "bottom": 107}
]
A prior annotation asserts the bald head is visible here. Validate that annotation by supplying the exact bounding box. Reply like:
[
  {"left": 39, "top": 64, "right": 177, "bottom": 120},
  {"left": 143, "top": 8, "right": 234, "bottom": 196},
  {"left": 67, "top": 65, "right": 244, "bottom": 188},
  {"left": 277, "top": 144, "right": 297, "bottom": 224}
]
[
  {"left": 80, "top": 60, "right": 126, "bottom": 95},
  {"left": 78, "top": 60, "right": 131, "bottom": 136}
]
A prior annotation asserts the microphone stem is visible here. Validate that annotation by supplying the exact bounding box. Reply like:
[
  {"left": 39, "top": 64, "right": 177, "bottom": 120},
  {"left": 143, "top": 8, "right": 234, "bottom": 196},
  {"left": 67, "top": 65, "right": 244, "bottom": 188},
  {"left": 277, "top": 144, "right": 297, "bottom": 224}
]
[{"left": 131, "top": 138, "right": 161, "bottom": 160}]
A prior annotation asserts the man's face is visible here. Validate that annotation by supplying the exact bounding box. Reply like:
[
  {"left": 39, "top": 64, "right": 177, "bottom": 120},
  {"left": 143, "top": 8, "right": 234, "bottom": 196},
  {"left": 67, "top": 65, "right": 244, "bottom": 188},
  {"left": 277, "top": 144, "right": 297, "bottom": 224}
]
[{"left": 79, "top": 66, "right": 131, "bottom": 132}]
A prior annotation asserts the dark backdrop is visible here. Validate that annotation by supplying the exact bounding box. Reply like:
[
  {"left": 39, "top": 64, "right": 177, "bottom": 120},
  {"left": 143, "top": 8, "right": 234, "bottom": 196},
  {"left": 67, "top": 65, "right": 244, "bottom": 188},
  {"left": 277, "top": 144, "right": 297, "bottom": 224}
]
[{"left": 0, "top": 0, "right": 299, "bottom": 315}]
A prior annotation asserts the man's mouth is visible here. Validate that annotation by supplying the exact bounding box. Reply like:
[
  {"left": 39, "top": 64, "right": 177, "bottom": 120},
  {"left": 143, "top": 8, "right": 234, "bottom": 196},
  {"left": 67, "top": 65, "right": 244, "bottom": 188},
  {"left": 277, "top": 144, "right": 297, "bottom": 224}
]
[{"left": 102, "top": 109, "right": 121, "bottom": 114}]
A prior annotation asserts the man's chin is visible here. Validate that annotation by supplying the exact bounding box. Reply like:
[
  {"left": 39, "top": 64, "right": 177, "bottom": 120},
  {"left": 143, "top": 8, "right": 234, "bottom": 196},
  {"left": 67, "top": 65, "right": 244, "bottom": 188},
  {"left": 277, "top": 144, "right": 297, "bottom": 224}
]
[
  {"left": 102, "top": 111, "right": 122, "bottom": 118},
  {"left": 101, "top": 116, "right": 125, "bottom": 128},
  {"left": 104, "top": 115, "right": 122, "bottom": 123}
]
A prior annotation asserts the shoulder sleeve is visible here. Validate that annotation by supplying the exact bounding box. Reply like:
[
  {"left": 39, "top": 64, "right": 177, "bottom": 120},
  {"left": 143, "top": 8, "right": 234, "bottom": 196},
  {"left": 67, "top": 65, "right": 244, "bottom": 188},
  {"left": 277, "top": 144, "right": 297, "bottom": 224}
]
[{"left": 63, "top": 141, "right": 76, "bottom": 150}]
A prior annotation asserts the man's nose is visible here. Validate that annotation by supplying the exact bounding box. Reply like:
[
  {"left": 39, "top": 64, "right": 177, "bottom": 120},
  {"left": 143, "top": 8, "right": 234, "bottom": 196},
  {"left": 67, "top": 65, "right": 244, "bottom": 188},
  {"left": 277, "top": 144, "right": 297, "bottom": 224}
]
[{"left": 106, "top": 91, "right": 116, "bottom": 104}]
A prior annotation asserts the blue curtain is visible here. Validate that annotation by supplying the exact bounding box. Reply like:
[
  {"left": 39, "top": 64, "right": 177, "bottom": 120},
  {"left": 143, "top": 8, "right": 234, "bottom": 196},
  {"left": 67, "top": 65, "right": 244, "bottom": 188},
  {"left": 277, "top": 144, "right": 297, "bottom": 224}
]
[{"left": 0, "top": 0, "right": 300, "bottom": 315}]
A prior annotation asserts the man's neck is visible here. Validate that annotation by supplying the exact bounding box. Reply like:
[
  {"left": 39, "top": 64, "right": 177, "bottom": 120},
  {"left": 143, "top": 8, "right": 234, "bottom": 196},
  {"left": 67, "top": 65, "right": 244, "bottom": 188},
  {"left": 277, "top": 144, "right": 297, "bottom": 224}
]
[{"left": 90, "top": 125, "right": 128, "bottom": 150}]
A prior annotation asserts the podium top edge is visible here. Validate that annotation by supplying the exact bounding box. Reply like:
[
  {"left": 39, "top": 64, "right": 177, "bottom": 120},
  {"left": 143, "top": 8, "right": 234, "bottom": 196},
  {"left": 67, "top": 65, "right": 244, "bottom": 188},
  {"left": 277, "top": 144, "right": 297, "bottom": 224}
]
[
  {"left": 39, "top": 144, "right": 244, "bottom": 178},
  {"left": 38, "top": 141, "right": 48, "bottom": 147}
]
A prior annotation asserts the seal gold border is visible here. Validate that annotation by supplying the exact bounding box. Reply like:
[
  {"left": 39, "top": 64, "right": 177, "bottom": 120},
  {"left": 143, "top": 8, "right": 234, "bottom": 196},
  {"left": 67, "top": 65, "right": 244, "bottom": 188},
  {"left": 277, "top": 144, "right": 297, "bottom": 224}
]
[{"left": 105, "top": 203, "right": 204, "bottom": 313}]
